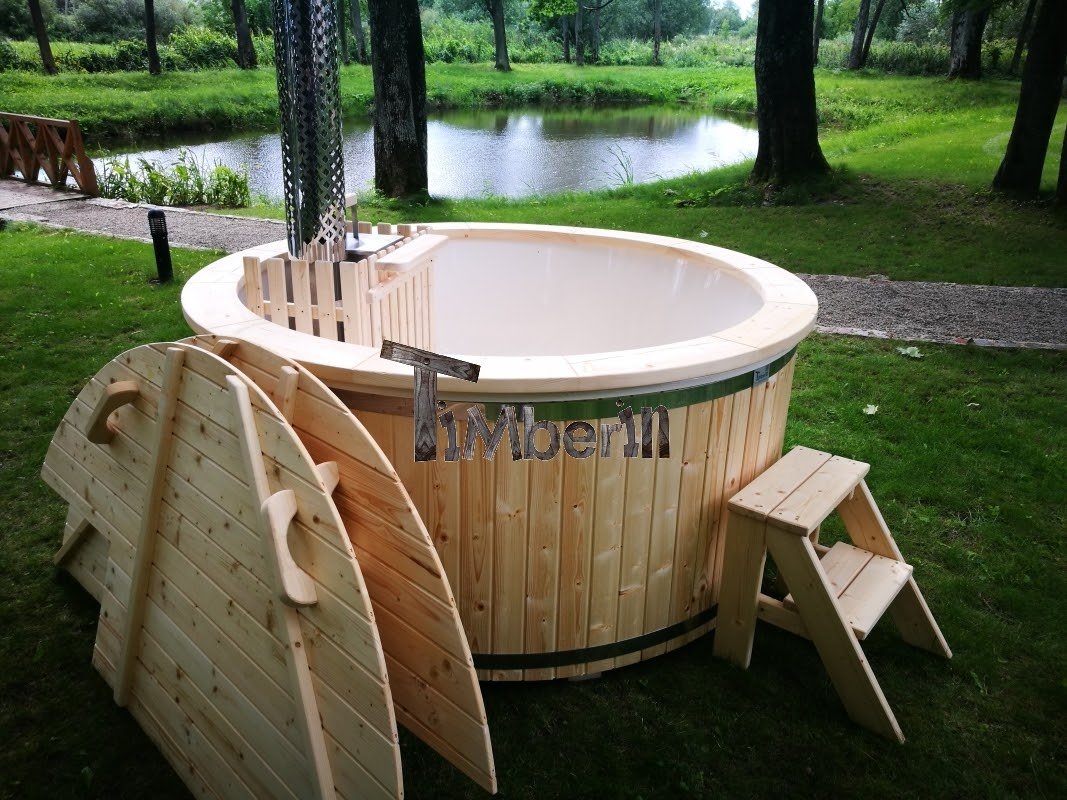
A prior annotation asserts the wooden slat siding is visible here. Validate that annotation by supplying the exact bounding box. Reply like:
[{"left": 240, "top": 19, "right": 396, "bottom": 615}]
[
  {"left": 461, "top": 442, "right": 495, "bottom": 658},
  {"left": 691, "top": 396, "right": 732, "bottom": 626},
  {"left": 555, "top": 425, "right": 598, "bottom": 678},
  {"left": 314, "top": 260, "right": 338, "bottom": 341},
  {"left": 289, "top": 259, "right": 315, "bottom": 335},
  {"left": 60, "top": 511, "right": 107, "bottom": 601},
  {"left": 366, "top": 256, "right": 383, "bottom": 345},
  {"left": 338, "top": 259, "right": 360, "bottom": 345},
  {"left": 491, "top": 443, "right": 529, "bottom": 680},
  {"left": 613, "top": 439, "right": 655, "bottom": 669},
  {"left": 412, "top": 266, "right": 425, "bottom": 348},
  {"left": 584, "top": 414, "right": 627, "bottom": 674},
  {"left": 523, "top": 455, "right": 564, "bottom": 681},
  {"left": 641, "top": 407, "right": 687, "bottom": 660},
  {"left": 243, "top": 256, "right": 265, "bottom": 318},
  {"left": 710, "top": 388, "right": 752, "bottom": 601},
  {"left": 0, "top": 113, "right": 99, "bottom": 194},
  {"left": 195, "top": 337, "right": 493, "bottom": 791},
  {"left": 46, "top": 345, "right": 405, "bottom": 800},
  {"left": 666, "top": 399, "right": 713, "bottom": 653},
  {"left": 265, "top": 258, "right": 290, "bottom": 328},
  {"left": 423, "top": 267, "right": 433, "bottom": 350}
]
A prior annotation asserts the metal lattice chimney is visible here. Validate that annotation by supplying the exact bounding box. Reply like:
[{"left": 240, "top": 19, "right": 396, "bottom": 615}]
[{"left": 270, "top": 0, "right": 347, "bottom": 262}]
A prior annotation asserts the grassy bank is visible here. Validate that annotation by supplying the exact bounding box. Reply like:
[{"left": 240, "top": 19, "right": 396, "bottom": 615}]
[
  {"left": 0, "top": 62, "right": 1026, "bottom": 143},
  {"left": 0, "top": 224, "right": 1063, "bottom": 799}
]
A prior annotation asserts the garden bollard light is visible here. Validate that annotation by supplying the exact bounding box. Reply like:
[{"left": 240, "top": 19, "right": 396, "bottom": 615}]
[{"left": 147, "top": 209, "right": 173, "bottom": 284}]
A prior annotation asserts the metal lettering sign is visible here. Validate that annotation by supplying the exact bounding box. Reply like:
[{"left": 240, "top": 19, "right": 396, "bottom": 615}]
[{"left": 381, "top": 341, "right": 670, "bottom": 463}]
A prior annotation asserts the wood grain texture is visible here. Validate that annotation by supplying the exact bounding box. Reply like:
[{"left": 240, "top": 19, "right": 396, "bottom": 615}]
[
  {"left": 183, "top": 335, "right": 496, "bottom": 794},
  {"left": 42, "top": 342, "right": 405, "bottom": 800}
]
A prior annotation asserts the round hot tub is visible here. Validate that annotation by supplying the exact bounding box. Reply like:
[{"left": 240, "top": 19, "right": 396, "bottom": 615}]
[{"left": 182, "top": 223, "right": 817, "bottom": 679}]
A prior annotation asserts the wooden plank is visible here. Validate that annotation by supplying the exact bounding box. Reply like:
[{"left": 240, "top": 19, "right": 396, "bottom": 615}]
[
  {"left": 584, "top": 416, "right": 626, "bottom": 674},
  {"left": 556, "top": 426, "right": 598, "bottom": 677},
  {"left": 315, "top": 260, "right": 339, "bottom": 341},
  {"left": 785, "top": 541, "right": 873, "bottom": 608},
  {"left": 339, "top": 259, "right": 363, "bottom": 345},
  {"left": 693, "top": 396, "right": 732, "bottom": 620},
  {"left": 524, "top": 456, "right": 563, "bottom": 680},
  {"left": 264, "top": 258, "right": 290, "bottom": 328},
  {"left": 114, "top": 346, "right": 185, "bottom": 706},
  {"left": 766, "top": 455, "right": 870, "bottom": 536},
  {"left": 460, "top": 441, "right": 495, "bottom": 656},
  {"left": 838, "top": 553, "right": 912, "bottom": 639},
  {"left": 728, "top": 444, "right": 833, "bottom": 522},
  {"left": 290, "top": 259, "right": 315, "bottom": 335},
  {"left": 491, "top": 442, "right": 528, "bottom": 680},
  {"left": 711, "top": 389, "right": 750, "bottom": 601},
  {"left": 765, "top": 529, "right": 905, "bottom": 742},
  {"left": 613, "top": 447, "right": 654, "bottom": 669},
  {"left": 243, "top": 256, "right": 265, "bottom": 318},
  {"left": 642, "top": 408, "right": 687, "bottom": 660},
  {"left": 373, "top": 234, "right": 447, "bottom": 272},
  {"left": 669, "top": 402, "right": 711, "bottom": 644},
  {"left": 711, "top": 513, "right": 768, "bottom": 669}
]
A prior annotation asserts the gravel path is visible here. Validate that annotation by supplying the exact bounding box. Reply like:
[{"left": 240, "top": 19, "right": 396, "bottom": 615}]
[{"left": 3, "top": 183, "right": 1064, "bottom": 349}]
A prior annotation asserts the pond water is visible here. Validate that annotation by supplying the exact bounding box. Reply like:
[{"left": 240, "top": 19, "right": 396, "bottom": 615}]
[{"left": 117, "top": 106, "right": 758, "bottom": 200}]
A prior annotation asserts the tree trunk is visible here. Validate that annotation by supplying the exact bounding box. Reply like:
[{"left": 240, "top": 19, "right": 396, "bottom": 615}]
[
  {"left": 948, "top": 9, "right": 991, "bottom": 80},
  {"left": 751, "top": 0, "right": 830, "bottom": 185},
  {"left": 813, "top": 0, "right": 825, "bottom": 66},
  {"left": 338, "top": 0, "right": 350, "bottom": 64},
  {"left": 652, "top": 0, "right": 663, "bottom": 66},
  {"left": 489, "top": 0, "right": 510, "bottom": 71},
  {"left": 351, "top": 0, "right": 367, "bottom": 64},
  {"left": 592, "top": 5, "right": 601, "bottom": 62},
  {"left": 1058, "top": 125, "right": 1067, "bottom": 202},
  {"left": 144, "top": 0, "right": 161, "bottom": 74},
  {"left": 561, "top": 16, "right": 571, "bottom": 63},
  {"left": 28, "top": 0, "right": 57, "bottom": 75},
  {"left": 992, "top": 0, "right": 1067, "bottom": 194},
  {"left": 231, "top": 0, "right": 257, "bottom": 69},
  {"left": 575, "top": 8, "right": 584, "bottom": 67},
  {"left": 367, "top": 0, "right": 428, "bottom": 197},
  {"left": 1010, "top": 0, "right": 1040, "bottom": 76},
  {"left": 861, "top": 0, "right": 886, "bottom": 65},
  {"left": 847, "top": 0, "right": 871, "bottom": 69}
]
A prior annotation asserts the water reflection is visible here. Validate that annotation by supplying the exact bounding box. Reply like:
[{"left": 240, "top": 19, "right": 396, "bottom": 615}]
[{"left": 119, "top": 107, "right": 758, "bottom": 200}]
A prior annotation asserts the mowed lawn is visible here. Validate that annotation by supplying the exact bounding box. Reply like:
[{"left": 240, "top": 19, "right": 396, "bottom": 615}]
[{"left": 0, "top": 225, "right": 1063, "bottom": 799}]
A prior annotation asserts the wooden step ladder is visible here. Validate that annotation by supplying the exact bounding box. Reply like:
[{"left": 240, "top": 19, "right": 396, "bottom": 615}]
[{"left": 713, "top": 446, "right": 951, "bottom": 743}]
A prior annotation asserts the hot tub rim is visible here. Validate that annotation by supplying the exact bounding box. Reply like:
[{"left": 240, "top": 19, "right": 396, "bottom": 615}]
[{"left": 181, "top": 224, "right": 817, "bottom": 397}]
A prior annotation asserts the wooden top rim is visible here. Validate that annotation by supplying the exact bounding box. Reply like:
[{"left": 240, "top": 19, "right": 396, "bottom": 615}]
[{"left": 181, "top": 223, "right": 817, "bottom": 397}]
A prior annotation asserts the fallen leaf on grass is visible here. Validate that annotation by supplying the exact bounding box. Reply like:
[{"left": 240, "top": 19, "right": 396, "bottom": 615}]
[
  {"left": 896, "top": 346, "right": 923, "bottom": 359},
  {"left": 863, "top": 404, "right": 879, "bottom": 415}
]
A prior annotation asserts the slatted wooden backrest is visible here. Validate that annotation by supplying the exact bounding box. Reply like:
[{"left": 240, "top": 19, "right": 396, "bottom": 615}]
[{"left": 241, "top": 224, "right": 436, "bottom": 350}]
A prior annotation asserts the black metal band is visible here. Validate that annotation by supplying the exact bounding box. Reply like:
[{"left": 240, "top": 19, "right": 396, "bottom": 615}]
[{"left": 472, "top": 605, "right": 717, "bottom": 671}]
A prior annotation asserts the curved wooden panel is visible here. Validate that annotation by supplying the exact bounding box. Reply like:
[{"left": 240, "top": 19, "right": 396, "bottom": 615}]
[
  {"left": 183, "top": 335, "right": 497, "bottom": 794},
  {"left": 42, "top": 343, "right": 403, "bottom": 800}
]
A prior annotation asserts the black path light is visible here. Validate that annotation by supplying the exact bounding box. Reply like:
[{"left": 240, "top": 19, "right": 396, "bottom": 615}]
[
  {"left": 269, "top": 0, "right": 348, "bottom": 262},
  {"left": 146, "top": 209, "right": 173, "bottom": 284}
]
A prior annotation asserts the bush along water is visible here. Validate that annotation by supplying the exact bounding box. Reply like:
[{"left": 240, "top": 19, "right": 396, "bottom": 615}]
[{"left": 98, "top": 148, "right": 251, "bottom": 207}]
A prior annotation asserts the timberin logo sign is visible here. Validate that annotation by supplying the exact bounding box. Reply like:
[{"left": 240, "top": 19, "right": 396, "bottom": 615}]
[{"left": 381, "top": 341, "right": 670, "bottom": 464}]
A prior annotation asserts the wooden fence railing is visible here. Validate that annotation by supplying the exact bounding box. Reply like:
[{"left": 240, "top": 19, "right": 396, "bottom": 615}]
[{"left": 0, "top": 112, "right": 98, "bottom": 196}]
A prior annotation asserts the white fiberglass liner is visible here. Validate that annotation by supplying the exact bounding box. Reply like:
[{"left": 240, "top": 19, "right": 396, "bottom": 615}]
[{"left": 182, "top": 223, "right": 818, "bottom": 398}]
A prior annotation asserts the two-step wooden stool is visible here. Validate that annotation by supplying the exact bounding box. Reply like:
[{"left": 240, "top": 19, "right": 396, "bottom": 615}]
[{"left": 713, "top": 446, "right": 952, "bottom": 742}]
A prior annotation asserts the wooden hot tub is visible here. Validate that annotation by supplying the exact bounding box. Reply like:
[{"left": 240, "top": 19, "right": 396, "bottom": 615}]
[{"left": 182, "top": 223, "right": 817, "bottom": 680}]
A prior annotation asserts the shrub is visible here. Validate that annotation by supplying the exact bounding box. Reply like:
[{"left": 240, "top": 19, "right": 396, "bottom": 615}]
[
  {"left": 168, "top": 26, "right": 237, "bottom": 69},
  {"left": 98, "top": 148, "right": 251, "bottom": 207},
  {"left": 0, "top": 37, "right": 18, "bottom": 72}
]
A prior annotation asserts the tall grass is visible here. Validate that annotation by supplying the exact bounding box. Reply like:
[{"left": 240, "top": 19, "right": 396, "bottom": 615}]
[{"left": 98, "top": 148, "right": 251, "bottom": 207}]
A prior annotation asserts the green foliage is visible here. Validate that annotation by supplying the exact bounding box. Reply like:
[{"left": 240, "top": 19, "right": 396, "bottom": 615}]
[
  {"left": 0, "top": 36, "right": 20, "bottom": 72},
  {"left": 167, "top": 25, "right": 238, "bottom": 69},
  {"left": 98, "top": 148, "right": 250, "bottom": 206}
]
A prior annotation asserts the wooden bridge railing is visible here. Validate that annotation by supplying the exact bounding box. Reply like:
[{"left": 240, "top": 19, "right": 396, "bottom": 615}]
[{"left": 0, "top": 112, "right": 98, "bottom": 196}]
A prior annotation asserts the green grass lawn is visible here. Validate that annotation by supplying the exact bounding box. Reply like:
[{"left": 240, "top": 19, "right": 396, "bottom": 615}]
[{"left": 0, "top": 224, "right": 1063, "bottom": 799}]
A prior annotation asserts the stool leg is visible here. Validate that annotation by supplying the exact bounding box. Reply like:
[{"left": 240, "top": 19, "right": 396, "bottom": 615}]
[
  {"left": 837, "top": 482, "right": 951, "bottom": 659},
  {"left": 713, "top": 514, "right": 768, "bottom": 669},
  {"left": 766, "top": 529, "right": 905, "bottom": 743}
]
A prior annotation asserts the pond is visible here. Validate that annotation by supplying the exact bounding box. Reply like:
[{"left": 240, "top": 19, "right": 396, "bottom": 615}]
[{"left": 117, "top": 106, "right": 758, "bottom": 200}]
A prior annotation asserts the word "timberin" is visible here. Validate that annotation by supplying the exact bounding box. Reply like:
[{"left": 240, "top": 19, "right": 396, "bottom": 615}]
[{"left": 381, "top": 341, "right": 670, "bottom": 464}]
